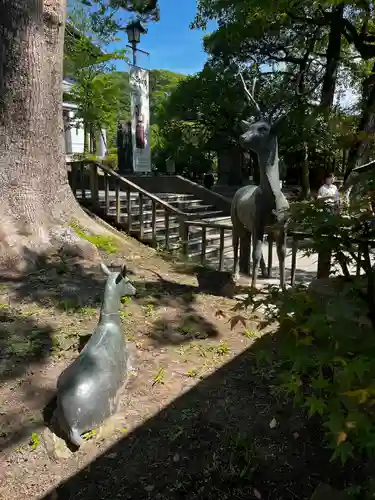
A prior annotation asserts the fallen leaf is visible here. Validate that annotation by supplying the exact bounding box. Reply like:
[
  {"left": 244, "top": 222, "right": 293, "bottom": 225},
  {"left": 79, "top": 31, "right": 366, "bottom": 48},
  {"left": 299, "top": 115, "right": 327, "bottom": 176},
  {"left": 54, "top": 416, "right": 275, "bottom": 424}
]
[
  {"left": 253, "top": 488, "right": 262, "bottom": 499},
  {"left": 293, "top": 432, "right": 299, "bottom": 439},
  {"left": 215, "top": 309, "right": 226, "bottom": 318},
  {"left": 337, "top": 431, "right": 347, "bottom": 445},
  {"left": 269, "top": 418, "right": 277, "bottom": 429},
  {"left": 229, "top": 315, "right": 247, "bottom": 330}
]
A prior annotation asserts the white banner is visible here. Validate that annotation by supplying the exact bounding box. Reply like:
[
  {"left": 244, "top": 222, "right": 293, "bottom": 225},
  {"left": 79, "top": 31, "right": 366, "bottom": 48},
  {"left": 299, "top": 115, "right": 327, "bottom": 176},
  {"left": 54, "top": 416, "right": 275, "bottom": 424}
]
[{"left": 129, "top": 66, "right": 151, "bottom": 173}]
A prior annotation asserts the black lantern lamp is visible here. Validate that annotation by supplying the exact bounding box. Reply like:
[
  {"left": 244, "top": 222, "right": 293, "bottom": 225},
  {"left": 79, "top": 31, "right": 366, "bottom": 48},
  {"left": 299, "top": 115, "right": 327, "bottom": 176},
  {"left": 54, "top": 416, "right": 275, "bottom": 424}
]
[{"left": 125, "top": 20, "right": 147, "bottom": 65}]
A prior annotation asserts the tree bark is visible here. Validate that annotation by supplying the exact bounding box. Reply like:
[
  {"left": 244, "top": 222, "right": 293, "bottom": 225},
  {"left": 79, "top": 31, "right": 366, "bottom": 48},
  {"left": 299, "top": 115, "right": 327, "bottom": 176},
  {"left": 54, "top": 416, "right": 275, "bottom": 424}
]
[
  {"left": 320, "top": 4, "right": 344, "bottom": 111},
  {"left": 300, "top": 142, "right": 311, "bottom": 199},
  {"left": 0, "top": 0, "right": 102, "bottom": 272},
  {"left": 344, "top": 62, "right": 375, "bottom": 181},
  {"left": 84, "top": 124, "right": 89, "bottom": 153}
]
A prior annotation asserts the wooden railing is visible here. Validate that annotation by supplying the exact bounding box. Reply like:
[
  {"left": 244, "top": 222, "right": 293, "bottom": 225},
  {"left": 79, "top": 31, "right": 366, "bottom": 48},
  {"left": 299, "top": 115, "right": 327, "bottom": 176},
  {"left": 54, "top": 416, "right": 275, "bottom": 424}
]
[
  {"left": 68, "top": 160, "right": 233, "bottom": 270},
  {"left": 181, "top": 220, "right": 233, "bottom": 271},
  {"left": 68, "top": 160, "right": 186, "bottom": 247}
]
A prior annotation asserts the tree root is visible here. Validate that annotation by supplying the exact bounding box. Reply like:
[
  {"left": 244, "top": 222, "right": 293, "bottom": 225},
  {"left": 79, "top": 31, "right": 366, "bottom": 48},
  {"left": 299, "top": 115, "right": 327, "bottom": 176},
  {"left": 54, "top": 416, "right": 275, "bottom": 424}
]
[{"left": 0, "top": 213, "right": 106, "bottom": 275}]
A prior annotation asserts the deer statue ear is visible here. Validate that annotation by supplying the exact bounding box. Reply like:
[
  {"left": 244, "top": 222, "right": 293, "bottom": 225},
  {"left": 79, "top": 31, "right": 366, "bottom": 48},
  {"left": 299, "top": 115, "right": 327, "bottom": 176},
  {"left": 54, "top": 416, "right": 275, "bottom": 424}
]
[
  {"left": 121, "top": 264, "right": 127, "bottom": 278},
  {"left": 100, "top": 262, "right": 111, "bottom": 276},
  {"left": 270, "top": 114, "right": 286, "bottom": 135},
  {"left": 240, "top": 120, "right": 251, "bottom": 132}
]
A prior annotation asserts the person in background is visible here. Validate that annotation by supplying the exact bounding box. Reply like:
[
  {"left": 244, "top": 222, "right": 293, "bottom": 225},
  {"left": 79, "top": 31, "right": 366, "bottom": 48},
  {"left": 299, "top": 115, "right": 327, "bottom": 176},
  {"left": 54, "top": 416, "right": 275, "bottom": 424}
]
[{"left": 317, "top": 172, "right": 339, "bottom": 212}]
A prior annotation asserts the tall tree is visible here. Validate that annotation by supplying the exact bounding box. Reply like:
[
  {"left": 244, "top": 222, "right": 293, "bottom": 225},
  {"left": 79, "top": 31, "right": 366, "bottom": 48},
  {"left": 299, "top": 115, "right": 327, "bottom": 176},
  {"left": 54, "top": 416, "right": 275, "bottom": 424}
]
[{"left": 0, "top": 0, "right": 158, "bottom": 271}]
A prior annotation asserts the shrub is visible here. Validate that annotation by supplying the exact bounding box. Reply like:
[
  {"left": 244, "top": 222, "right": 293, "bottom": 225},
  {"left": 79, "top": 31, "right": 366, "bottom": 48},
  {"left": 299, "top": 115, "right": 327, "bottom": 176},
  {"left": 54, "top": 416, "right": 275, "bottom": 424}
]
[
  {"left": 248, "top": 283, "right": 375, "bottom": 465},
  {"left": 101, "top": 153, "right": 118, "bottom": 170},
  {"left": 234, "top": 176, "right": 375, "bottom": 466}
]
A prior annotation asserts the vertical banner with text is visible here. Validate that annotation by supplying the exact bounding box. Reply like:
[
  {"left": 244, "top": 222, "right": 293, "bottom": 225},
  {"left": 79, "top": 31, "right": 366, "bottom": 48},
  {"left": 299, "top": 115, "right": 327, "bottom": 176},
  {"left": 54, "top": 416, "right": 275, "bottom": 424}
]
[{"left": 129, "top": 65, "right": 151, "bottom": 173}]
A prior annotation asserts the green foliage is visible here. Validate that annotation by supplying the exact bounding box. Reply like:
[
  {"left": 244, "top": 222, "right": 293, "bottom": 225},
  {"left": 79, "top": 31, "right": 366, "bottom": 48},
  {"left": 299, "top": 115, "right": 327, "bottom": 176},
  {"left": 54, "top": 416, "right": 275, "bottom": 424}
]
[
  {"left": 70, "top": 0, "right": 159, "bottom": 43},
  {"left": 161, "top": 63, "right": 248, "bottom": 149},
  {"left": 250, "top": 282, "right": 375, "bottom": 465},
  {"left": 149, "top": 69, "right": 185, "bottom": 125},
  {"left": 64, "top": 9, "right": 128, "bottom": 151},
  {"left": 192, "top": 0, "right": 375, "bottom": 182},
  {"left": 64, "top": 14, "right": 186, "bottom": 153},
  {"left": 236, "top": 173, "right": 375, "bottom": 467},
  {"left": 76, "top": 0, "right": 160, "bottom": 38},
  {"left": 101, "top": 152, "right": 118, "bottom": 169},
  {"left": 29, "top": 432, "right": 40, "bottom": 450},
  {"left": 151, "top": 62, "right": 250, "bottom": 176}
]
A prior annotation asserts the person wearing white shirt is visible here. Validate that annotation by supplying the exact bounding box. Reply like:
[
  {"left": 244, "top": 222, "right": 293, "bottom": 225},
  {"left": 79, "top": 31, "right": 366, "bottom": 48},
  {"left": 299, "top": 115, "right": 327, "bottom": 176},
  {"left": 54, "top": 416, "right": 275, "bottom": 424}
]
[{"left": 317, "top": 173, "right": 339, "bottom": 211}]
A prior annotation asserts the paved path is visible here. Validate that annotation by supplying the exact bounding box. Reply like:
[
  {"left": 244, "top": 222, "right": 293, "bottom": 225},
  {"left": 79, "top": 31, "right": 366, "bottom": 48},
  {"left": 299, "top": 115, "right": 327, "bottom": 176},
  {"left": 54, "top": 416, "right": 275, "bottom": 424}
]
[{"left": 217, "top": 240, "right": 319, "bottom": 288}]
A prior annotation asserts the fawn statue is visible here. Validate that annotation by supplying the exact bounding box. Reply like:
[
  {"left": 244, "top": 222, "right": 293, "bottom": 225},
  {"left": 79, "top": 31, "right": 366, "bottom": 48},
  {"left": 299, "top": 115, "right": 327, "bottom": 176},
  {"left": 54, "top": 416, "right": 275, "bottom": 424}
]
[
  {"left": 231, "top": 73, "right": 290, "bottom": 289},
  {"left": 53, "top": 263, "right": 136, "bottom": 448}
]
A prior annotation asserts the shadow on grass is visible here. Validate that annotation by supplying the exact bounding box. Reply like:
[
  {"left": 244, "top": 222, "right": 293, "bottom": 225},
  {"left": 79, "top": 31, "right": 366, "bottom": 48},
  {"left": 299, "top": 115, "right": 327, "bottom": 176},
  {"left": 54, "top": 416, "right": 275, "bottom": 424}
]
[
  {"left": 40, "top": 334, "right": 366, "bottom": 500},
  {"left": 0, "top": 254, "right": 106, "bottom": 312},
  {"left": 1, "top": 249, "right": 369, "bottom": 498},
  {"left": 0, "top": 306, "right": 54, "bottom": 381},
  {"left": 169, "top": 259, "right": 318, "bottom": 290},
  {"left": 132, "top": 278, "right": 221, "bottom": 345},
  {"left": 0, "top": 249, "right": 237, "bottom": 454}
]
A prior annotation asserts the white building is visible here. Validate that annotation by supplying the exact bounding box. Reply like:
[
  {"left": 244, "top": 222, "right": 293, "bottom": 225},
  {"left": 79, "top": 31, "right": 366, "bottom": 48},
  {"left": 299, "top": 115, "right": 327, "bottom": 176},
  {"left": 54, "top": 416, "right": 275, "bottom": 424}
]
[{"left": 62, "top": 79, "right": 107, "bottom": 161}]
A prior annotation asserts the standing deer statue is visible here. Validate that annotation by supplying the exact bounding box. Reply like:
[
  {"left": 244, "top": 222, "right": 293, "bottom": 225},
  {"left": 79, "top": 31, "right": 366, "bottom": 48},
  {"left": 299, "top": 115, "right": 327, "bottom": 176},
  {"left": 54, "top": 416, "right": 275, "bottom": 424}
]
[
  {"left": 53, "top": 263, "right": 137, "bottom": 448},
  {"left": 231, "top": 74, "right": 290, "bottom": 289}
]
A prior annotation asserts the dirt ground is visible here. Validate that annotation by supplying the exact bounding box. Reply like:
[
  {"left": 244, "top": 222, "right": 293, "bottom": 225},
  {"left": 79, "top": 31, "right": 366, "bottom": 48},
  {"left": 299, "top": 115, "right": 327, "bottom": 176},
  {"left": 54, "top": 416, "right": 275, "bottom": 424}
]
[{"left": 0, "top": 233, "right": 360, "bottom": 500}]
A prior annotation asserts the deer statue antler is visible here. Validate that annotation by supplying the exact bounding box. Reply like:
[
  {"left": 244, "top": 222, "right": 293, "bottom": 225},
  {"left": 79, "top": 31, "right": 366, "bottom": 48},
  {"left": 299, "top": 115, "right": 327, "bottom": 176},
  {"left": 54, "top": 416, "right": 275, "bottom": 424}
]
[{"left": 239, "top": 72, "right": 262, "bottom": 118}]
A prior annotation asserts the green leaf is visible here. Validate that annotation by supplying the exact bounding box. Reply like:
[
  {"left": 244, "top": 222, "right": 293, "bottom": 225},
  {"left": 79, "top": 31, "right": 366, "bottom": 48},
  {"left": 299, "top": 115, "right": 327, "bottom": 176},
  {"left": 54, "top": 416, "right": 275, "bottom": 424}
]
[
  {"left": 304, "top": 395, "right": 326, "bottom": 417},
  {"left": 330, "top": 441, "right": 354, "bottom": 465},
  {"left": 311, "top": 375, "right": 331, "bottom": 391}
]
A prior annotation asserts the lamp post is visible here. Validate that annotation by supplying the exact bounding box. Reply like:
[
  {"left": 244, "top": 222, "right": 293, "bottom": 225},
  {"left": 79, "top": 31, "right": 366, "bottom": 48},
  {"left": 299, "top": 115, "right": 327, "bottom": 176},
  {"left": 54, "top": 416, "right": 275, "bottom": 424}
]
[{"left": 125, "top": 20, "right": 146, "bottom": 66}]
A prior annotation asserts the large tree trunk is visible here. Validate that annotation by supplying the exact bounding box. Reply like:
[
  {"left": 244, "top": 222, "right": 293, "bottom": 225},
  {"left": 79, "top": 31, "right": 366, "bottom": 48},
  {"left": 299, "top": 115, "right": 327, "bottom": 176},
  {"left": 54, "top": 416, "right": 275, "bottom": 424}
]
[
  {"left": 300, "top": 142, "right": 311, "bottom": 200},
  {"left": 320, "top": 4, "right": 344, "bottom": 111},
  {"left": 345, "top": 62, "right": 375, "bottom": 180},
  {"left": 0, "top": 0, "right": 103, "bottom": 271}
]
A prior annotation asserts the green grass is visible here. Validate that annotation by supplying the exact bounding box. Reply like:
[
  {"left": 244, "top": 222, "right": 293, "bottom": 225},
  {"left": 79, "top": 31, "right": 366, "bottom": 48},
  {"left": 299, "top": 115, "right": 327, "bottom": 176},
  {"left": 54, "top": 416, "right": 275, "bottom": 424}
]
[{"left": 70, "top": 221, "right": 119, "bottom": 253}]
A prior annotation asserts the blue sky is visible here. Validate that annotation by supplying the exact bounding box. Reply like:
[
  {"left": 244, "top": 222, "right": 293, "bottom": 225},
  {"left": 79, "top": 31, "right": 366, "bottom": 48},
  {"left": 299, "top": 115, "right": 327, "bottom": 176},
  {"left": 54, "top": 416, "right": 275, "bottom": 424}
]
[{"left": 108, "top": 0, "right": 216, "bottom": 75}]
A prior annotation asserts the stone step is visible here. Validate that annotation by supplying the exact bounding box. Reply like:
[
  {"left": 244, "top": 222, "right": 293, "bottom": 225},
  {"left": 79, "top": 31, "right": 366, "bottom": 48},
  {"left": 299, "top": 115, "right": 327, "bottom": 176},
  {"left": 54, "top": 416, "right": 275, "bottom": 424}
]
[
  {"left": 151, "top": 230, "right": 233, "bottom": 254},
  {"left": 106, "top": 197, "right": 216, "bottom": 208},
  {"left": 77, "top": 190, "right": 231, "bottom": 214},
  {"left": 104, "top": 204, "right": 227, "bottom": 220},
  {"left": 151, "top": 236, "right": 234, "bottom": 263},
  {"left": 78, "top": 190, "right": 204, "bottom": 207},
  {"left": 91, "top": 188, "right": 199, "bottom": 201},
  {"left": 129, "top": 219, "right": 233, "bottom": 243}
]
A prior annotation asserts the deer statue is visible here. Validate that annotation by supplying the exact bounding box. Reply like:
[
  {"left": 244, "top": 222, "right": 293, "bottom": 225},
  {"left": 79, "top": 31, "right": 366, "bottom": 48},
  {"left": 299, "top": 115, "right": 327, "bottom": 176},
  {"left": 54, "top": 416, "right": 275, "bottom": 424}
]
[
  {"left": 53, "top": 263, "right": 137, "bottom": 448},
  {"left": 231, "top": 73, "right": 290, "bottom": 289}
]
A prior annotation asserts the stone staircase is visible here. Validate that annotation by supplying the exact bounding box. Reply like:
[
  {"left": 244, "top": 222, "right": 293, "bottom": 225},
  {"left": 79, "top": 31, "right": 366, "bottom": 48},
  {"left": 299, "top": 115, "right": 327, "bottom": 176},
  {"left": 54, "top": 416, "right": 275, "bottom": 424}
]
[{"left": 89, "top": 188, "right": 234, "bottom": 267}]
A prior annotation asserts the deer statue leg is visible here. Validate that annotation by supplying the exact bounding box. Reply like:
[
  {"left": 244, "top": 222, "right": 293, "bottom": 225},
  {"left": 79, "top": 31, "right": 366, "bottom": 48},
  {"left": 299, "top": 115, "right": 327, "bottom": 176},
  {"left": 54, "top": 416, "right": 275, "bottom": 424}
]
[
  {"left": 232, "top": 229, "right": 240, "bottom": 280},
  {"left": 251, "top": 226, "right": 264, "bottom": 289},
  {"left": 260, "top": 252, "right": 267, "bottom": 277},
  {"left": 275, "top": 229, "right": 286, "bottom": 289},
  {"left": 232, "top": 220, "right": 248, "bottom": 279}
]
